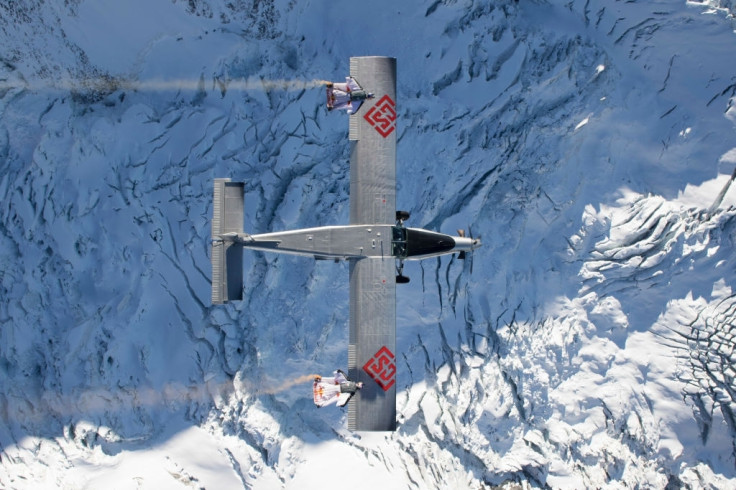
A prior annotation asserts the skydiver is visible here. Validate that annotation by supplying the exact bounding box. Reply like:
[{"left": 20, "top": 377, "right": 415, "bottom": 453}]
[
  {"left": 313, "top": 370, "right": 363, "bottom": 408},
  {"left": 325, "top": 77, "right": 374, "bottom": 114}
]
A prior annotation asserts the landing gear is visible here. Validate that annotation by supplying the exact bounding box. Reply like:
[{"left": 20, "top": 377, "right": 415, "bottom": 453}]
[
  {"left": 395, "top": 211, "right": 410, "bottom": 283},
  {"left": 457, "top": 229, "right": 467, "bottom": 261},
  {"left": 396, "top": 259, "right": 410, "bottom": 284}
]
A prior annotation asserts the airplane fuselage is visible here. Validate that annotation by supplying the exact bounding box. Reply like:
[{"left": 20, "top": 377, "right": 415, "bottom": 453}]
[{"left": 221, "top": 225, "right": 478, "bottom": 261}]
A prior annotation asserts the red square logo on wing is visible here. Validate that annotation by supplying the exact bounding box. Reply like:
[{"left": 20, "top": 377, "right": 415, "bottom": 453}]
[
  {"left": 363, "top": 95, "right": 396, "bottom": 138},
  {"left": 363, "top": 346, "right": 396, "bottom": 391}
]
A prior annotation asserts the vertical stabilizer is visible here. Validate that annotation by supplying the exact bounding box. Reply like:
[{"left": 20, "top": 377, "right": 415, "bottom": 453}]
[{"left": 212, "top": 178, "right": 245, "bottom": 304}]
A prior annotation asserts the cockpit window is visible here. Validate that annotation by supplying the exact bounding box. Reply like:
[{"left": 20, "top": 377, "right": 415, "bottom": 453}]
[{"left": 391, "top": 226, "right": 407, "bottom": 258}]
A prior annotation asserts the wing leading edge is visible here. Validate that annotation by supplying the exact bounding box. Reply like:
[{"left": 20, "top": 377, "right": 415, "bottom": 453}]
[{"left": 347, "top": 56, "right": 398, "bottom": 431}]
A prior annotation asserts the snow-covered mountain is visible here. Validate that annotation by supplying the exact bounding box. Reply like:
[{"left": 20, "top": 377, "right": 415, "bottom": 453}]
[{"left": 2, "top": 0, "right": 736, "bottom": 488}]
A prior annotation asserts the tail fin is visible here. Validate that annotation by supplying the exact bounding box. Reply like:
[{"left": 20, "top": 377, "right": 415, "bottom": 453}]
[{"left": 211, "top": 178, "right": 245, "bottom": 304}]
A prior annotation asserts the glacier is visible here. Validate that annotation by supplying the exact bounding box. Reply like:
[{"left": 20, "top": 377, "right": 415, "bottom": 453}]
[{"left": 1, "top": 0, "right": 736, "bottom": 488}]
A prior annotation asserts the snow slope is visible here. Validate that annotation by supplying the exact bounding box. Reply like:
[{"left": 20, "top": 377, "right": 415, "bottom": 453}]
[{"left": 1, "top": 0, "right": 736, "bottom": 488}]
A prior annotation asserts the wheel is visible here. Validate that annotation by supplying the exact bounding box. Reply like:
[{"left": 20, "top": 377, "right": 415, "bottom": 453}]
[
  {"left": 396, "top": 275, "right": 410, "bottom": 284},
  {"left": 396, "top": 210, "right": 410, "bottom": 222}
]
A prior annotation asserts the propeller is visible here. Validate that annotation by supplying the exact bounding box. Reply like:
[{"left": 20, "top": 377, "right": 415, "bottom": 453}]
[
  {"left": 456, "top": 227, "right": 480, "bottom": 274},
  {"left": 457, "top": 229, "right": 467, "bottom": 261}
]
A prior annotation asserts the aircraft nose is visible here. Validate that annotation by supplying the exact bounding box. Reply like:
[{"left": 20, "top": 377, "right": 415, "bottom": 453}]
[{"left": 453, "top": 235, "right": 481, "bottom": 252}]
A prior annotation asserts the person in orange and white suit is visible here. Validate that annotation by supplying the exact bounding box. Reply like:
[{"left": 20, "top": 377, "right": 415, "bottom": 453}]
[
  {"left": 325, "top": 77, "right": 373, "bottom": 115},
  {"left": 313, "top": 370, "right": 363, "bottom": 407}
]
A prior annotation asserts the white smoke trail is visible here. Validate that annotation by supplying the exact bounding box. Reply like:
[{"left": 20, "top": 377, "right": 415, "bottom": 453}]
[
  {"left": 0, "top": 76, "right": 330, "bottom": 94},
  {"left": 0, "top": 374, "right": 321, "bottom": 424},
  {"left": 256, "top": 374, "right": 320, "bottom": 395}
]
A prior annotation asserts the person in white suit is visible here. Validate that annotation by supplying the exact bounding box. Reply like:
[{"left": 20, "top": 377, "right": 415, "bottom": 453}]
[
  {"left": 326, "top": 77, "right": 374, "bottom": 114},
  {"left": 313, "top": 370, "right": 363, "bottom": 407}
]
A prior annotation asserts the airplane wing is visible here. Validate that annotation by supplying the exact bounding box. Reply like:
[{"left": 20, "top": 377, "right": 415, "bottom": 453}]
[{"left": 347, "top": 56, "right": 398, "bottom": 431}]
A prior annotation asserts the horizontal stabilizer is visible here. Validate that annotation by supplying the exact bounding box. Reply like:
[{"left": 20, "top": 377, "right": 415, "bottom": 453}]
[{"left": 212, "top": 178, "right": 245, "bottom": 304}]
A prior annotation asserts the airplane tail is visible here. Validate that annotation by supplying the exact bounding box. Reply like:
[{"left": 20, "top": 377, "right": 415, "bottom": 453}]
[{"left": 211, "top": 178, "right": 245, "bottom": 304}]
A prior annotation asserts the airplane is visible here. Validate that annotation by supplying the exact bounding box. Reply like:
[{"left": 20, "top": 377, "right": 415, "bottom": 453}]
[{"left": 210, "top": 56, "right": 480, "bottom": 431}]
